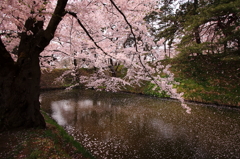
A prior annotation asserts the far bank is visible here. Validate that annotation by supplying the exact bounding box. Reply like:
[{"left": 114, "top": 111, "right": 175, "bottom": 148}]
[{"left": 40, "top": 55, "right": 240, "bottom": 107}]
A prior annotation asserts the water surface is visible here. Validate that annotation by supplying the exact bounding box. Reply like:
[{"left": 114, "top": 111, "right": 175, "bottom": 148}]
[{"left": 40, "top": 89, "right": 240, "bottom": 159}]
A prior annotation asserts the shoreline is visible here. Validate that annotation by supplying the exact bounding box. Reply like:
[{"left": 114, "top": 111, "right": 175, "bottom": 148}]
[{"left": 41, "top": 86, "right": 240, "bottom": 110}]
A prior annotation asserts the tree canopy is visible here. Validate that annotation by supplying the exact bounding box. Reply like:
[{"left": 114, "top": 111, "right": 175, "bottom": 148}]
[
  {"left": 0, "top": 0, "right": 189, "bottom": 98},
  {"left": 1, "top": 0, "right": 192, "bottom": 130}
]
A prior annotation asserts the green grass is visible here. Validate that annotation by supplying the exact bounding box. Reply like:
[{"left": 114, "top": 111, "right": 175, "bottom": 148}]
[
  {"left": 143, "top": 82, "right": 170, "bottom": 98},
  {"left": 166, "top": 53, "right": 240, "bottom": 106},
  {"left": 42, "top": 111, "right": 95, "bottom": 159},
  {"left": 123, "top": 53, "right": 240, "bottom": 106}
]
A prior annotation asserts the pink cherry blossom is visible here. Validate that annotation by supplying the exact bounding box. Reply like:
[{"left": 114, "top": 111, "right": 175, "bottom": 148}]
[{"left": 0, "top": 0, "right": 190, "bottom": 113}]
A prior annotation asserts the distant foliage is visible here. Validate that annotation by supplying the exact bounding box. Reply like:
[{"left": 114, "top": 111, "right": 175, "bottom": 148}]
[{"left": 145, "top": 0, "right": 240, "bottom": 58}]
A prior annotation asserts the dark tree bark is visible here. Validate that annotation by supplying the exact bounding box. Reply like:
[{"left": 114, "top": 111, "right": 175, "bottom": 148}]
[
  {"left": 193, "top": 0, "right": 201, "bottom": 45},
  {"left": 0, "top": 38, "right": 45, "bottom": 129},
  {"left": 0, "top": 0, "right": 68, "bottom": 131}
]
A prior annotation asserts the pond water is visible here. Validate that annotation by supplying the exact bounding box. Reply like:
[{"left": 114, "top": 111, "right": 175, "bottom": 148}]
[{"left": 40, "top": 89, "right": 240, "bottom": 159}]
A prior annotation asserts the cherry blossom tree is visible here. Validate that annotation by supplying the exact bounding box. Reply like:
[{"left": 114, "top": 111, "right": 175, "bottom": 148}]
[{"left": 0, "top": 0, "right": 190, "bottom": 130}]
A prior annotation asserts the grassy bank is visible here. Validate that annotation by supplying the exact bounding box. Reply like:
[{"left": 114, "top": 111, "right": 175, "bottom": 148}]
[
  {"left": 118, "top": 55, "right": 239, "bottom": 107},
  {"left": 0, "top": 111, "right": 94, "bottom": 159},
  {"left": 168, "top": 54, "right": 240, "bottom": 106},
  {"left": 40, "top": 69, "right": 74, "bottom": 90}
]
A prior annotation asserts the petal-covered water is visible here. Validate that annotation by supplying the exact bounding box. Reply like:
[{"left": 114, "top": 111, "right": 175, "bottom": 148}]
[{"left": 40, "top": 89, "right": 240, "bottom": 159}]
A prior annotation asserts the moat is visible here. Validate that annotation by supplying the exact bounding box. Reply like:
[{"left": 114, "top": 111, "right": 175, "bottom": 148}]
[{"left": 40, "top": 89, "right": 240, "bottom": 159}]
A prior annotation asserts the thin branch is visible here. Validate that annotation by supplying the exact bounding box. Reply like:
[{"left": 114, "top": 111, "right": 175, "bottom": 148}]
[
  {"left": 44, "top": 49, "right": 70, "bottom": 56},
  {"left": 109, "top": 0, "right": 168, "bottom": 92},
  {"left": 109, "top": 0, "right": 138, "bottom": 52},
  {"left": 101, "top": 2, "right": 119, "bottom": 17},
  {"left": 67, "top": 11, "right": 114, "bottom": 58}
]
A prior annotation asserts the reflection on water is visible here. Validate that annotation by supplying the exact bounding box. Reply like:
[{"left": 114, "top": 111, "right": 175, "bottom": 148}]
[{"left": 41, "top": 89, "right": 240, "bottom": 159}]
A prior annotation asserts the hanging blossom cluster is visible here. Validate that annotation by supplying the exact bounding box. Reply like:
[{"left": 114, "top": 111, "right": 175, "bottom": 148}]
[
  {"left": 53, "top": 0, "right": 190, "bottom": 113},
  {"left": 122, "top": 56, "right": 191, "bottom": 114},
  {"left": 1, "top": 0, "right": 191, "bottom": 113}
]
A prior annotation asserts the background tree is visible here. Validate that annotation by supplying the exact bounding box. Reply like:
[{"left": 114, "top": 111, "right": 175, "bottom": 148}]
[{"left": 145, "top": 0, "right": 240, "bottom": 58}]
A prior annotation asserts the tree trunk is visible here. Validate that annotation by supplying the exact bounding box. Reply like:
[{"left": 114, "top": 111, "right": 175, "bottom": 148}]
[
  {"left": 0, "top": 51, "right": 46, "bottom": 131},
  {"left": 0, "top": 0, "right": 68, "bottom": 131}
]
